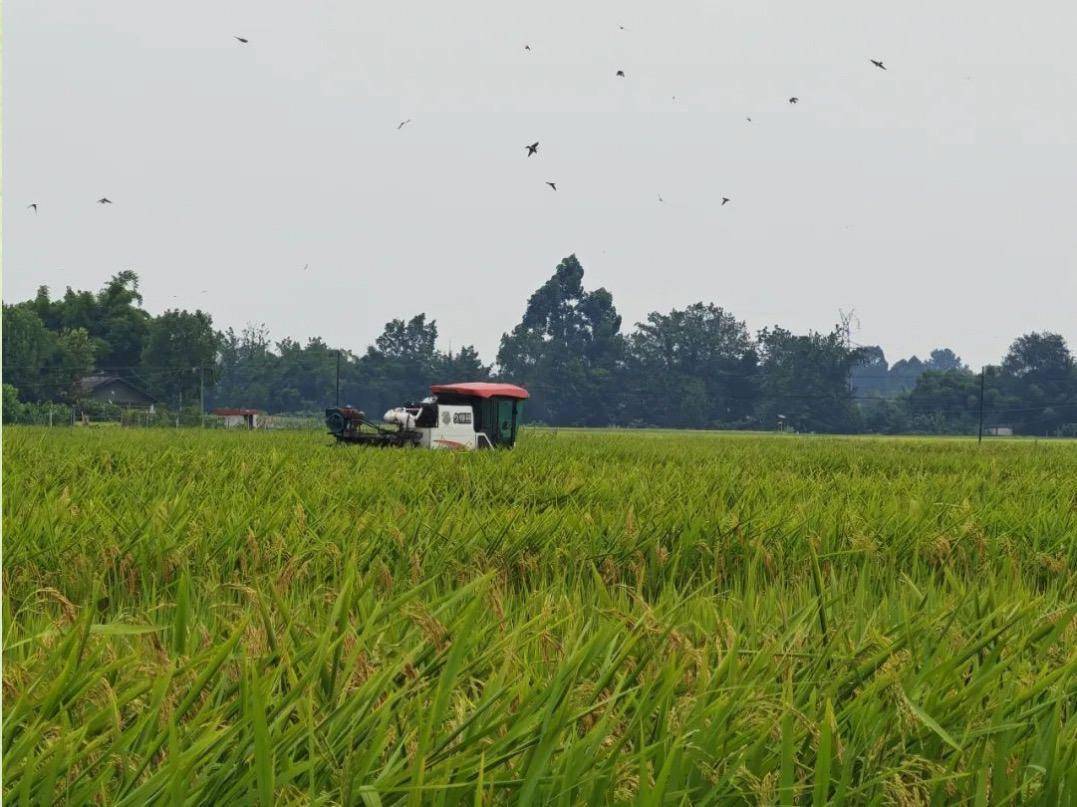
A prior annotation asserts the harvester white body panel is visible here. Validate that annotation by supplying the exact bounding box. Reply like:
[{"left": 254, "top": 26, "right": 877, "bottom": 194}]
[{"left": 417, "top": 405, "right": 487, "bottom": 450}]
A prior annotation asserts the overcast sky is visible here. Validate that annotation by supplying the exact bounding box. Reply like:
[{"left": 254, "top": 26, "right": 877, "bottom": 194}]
[{"left": 5, "top": 0, "right": 1075, "bottom": 370}]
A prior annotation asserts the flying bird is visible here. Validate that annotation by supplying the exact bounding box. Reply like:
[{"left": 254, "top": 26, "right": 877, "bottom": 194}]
[
  {"left": 526, "top": 141, "right": 539, "bottom": 156},
  {"left": 235, "top": 36, "right": 248, "bottom": 44},
  {"left": 721, "top": 197, "right": 730, "bottom": 206},
  {"left": 302, "top": 263, "right": 309, "bottom": 271},
  {"left": 746, "top": 117, "right": 752, "bottom": 122},
  {"left": 397, "top": 119, "right": 411, "bottom": 130},
  {"left": 871, "top": 59, "right": 886, "bottom": 70},
  {"left": 97, "top": 197, "right": 112, "bottom": 204},
  {"left": 28, "top": 203, "right": 37, "bottom": 213},
  {"left": 524, "top": 44, "right": 531, "bottom": 51},
  {"left": 619, "top": 25, "right": 629, "bottom": 31},
  {"left": 658, "top": 194, "right": 664, "bottom": 203},
  {"left": 546, "top": 181, "right": 557, "bottom": 191},
  {"left": 616, "top": 70, "right": 625, "bottom": 77},
  {"left": 788, "top": 97, "right": 798, "bottom": 104}
]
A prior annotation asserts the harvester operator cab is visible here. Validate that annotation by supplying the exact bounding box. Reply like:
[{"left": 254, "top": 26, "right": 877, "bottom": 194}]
[{"left": 428, "top": 383, "right": 529, "bottom": 449}]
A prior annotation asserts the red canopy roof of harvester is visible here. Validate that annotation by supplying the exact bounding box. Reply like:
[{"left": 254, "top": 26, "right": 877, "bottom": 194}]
[{"left": 430, "top": 382, "right": 529, "bottom": 400}]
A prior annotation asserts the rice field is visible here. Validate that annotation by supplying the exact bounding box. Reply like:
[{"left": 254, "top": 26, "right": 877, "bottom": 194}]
[{"left": 3, "top": 426, "right": 1076, "bottom": 805}]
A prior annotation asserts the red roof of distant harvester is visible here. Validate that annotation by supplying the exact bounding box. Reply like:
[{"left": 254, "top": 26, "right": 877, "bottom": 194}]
[{"left": 430, "top": 382, "right": 529, "bottom": 400}]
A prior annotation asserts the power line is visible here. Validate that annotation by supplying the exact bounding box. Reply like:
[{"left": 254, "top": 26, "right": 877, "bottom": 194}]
[
  {"left": 10, "top": 367, "right": 1075, "bottom": 406},
  {"left": 15, "top": 361, "right": 1075, "bottom": 385}
]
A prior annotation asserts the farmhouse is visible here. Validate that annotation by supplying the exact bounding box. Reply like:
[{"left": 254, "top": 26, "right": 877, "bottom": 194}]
[
  {"left": 78, "top": 374, "right": 156, "bottom": 410},
  {"left": 212, "top": 407, "right": 263, "bottom": 429}
]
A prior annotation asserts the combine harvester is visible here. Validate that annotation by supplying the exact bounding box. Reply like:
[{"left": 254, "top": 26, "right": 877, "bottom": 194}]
[{"left": 325, "top": 382, "right": 528, "bottom": 449}]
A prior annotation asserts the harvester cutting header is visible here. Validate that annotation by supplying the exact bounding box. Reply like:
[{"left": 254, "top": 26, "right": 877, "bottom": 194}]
[{"left": 325, "top": 382, "right": 528, "bottom": 449}]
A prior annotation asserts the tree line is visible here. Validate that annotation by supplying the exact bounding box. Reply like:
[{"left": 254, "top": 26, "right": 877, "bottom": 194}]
[{"left": 4, "top": 257, "right": 1075, "bottom": 435}]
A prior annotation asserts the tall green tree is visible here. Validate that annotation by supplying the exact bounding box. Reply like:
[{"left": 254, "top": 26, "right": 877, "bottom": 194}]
[
  {"left": 905, "top": 369, "right": 979, "bottom": 433},
  {"left": 2, "top": 304, "right": 57, "bottom": 401},
  {"left": 497, "top": 255, "right": 623, "bottom": 425},
  {"left": 998, "top": 332, "right": 1075, "bottom": 434},
  {"left": 854, "top": 346, "right": 965, "bottom": 400},
  {"left": 436, "top": 346, "right": 490, "bottom": 382},
  {"left": 850, "top": 345, "right": 889, "bottom": 398},
  {"left": 928, "top": 348, "right": 965, "bottom": 372},
  {"left": 886, "top": 356, "right": 928, "bottom": 394},
  {"left": 140, "top": 310, "right": 220, "bottom": 406},
  {"left": 1002, "top": 332, "right": 1071, "bottom": 378},
  {"left": 350, "top": 314, "right": 442, "bottom": 415},
  {"left": 755, "top": 326, "right": 863, "bottom": 432},
  {"left": 212, "top": 324, "right": 277, "bottom": 409},
  {"left": 54, "top": 328, "right": 98, "bottom": 403},
  {"left": 2, "top": 305, "right": 97, "bottom": 403},
  {"left": 272, "top": 337, "right": 339, "bottom": 411},
  {"left": 373, "top": 315, "right": 439, "bottom": 361},
  {"left": 624, "top": 303, "right": 758, "bottom": 427},
  {"left": 93, "top": 271, "right": 152, "bottom": 369},
  {"left": 29, "top": 272, "right": 151, "bottom": 371}
]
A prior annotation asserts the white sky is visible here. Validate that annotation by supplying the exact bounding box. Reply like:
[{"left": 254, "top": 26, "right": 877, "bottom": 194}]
[{"left": 4, "top": 0, "right": 1075, "bottom": 370}]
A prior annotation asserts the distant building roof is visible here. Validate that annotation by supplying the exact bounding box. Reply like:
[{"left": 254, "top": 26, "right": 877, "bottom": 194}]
[
  {"left": 78, "top": 374, "right": 155, "bottom": 403},
  {"left": 211, "top": 408, "right": 262, "bottom": 416},
  {"left": 79, "top": 374, "right": 119, "bottom": 392}
]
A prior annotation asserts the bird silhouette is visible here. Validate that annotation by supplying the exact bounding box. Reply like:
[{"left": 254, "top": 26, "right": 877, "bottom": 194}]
[
  {"left": 619, "top": 25, "right": 628, "bottom": 31},
  {"left": 97, "top": 197, "right": 112, "bottom": 204},
  {"left": 746, "top": 117, "right": 752, "bottom": 122},
  {"left": 303, "top": 263, "right": 309, "bottom": 271},
  {"left": 658, "top": 194, "right": 664, "bottom": 203},
  {"left": 28, "top": 203, "right": 38, "bottom": 213},
  {"left": 616, "top": 70, "right": 625, "bottom": 77},
  {"left": 235, "top": 36, "right": 248, "bottom": 44},
  {"left": 788, "top": 97, "right": 798, "bottom": 104},
  {"left": 524, "top": 44, "right": 531, "bottom": 51},
  {"left": 546, "top": 182, "right": 557, "bottom": 191},
  {"left": 397, "top": 119, "right": 411, "bottom": 130},
  {"left": 871, "top": 59, "right": 886, "bottom": 70},
  {"left": 526, "top": 141, "right": 539, "bottom": 156},
  {"left": 721, "top": 197, "right": 730, "bottom": 206}
]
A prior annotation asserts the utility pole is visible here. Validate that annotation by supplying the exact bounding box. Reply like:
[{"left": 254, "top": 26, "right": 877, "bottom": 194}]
[
  {"left": 199, "top": 366, "right": 206, "bottom": 428},
  {"left": 977, "top": 366, "right": 987, "bottom": 444},
  {"left": 335, "top": 351, "right": 341, "bottom": 407}
]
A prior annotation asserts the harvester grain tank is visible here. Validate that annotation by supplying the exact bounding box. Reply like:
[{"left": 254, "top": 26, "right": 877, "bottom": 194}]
[{"left": 325, "top": 382, "right": 528, "bottom": 449}]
